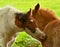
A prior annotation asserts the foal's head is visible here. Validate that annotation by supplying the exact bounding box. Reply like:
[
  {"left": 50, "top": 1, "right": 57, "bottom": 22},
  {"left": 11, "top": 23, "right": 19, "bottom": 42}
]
[
  {"left": 15, "top": 9, "right": 47, "bottom": 41},
  {"left": 32, "top": 3, "right": 57, "bottom": 31}
]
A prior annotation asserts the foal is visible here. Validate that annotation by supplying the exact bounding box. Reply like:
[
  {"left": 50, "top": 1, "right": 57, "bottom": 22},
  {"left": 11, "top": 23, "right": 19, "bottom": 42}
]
[
  {"left": 15, "top": 8, "right": 47, "bottom": 43},
  {"left": 0, "top": 6, "right": 46, "bottom": 47},
  {"left": 31, "top": 3, "right": 60, "bottom": 47}
]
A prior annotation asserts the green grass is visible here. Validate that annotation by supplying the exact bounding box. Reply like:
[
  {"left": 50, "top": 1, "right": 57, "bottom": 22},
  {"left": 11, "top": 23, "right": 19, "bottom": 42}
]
[
  {"left": 0, "top": 0, "right": 60, "bottom": 17},
  {"left": 12, "top": 32, "right": 42, "bottom": 47},
  {"left": 0, "top": 0, "right": 60, "bottom": 47}
]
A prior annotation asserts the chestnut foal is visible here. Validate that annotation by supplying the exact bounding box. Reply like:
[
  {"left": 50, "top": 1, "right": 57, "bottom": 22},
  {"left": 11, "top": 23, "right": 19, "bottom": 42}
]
[
  {"left": 31, "top": 3, "right": 60, "bottom": 47},
  {"left": 0, "top": 6, "right": 46, "bottom": 47},
  {"left": 15, "top": 9, "right": 47, "bottom": 43}
]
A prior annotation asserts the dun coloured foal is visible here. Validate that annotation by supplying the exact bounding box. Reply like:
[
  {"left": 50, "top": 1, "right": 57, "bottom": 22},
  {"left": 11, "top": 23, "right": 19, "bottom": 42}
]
[
  {"left": 0, "top": 6, "right": 46, "bottom": 47},
  {"left": 31, "top": 3, "right": 60, "bottom": 47}
]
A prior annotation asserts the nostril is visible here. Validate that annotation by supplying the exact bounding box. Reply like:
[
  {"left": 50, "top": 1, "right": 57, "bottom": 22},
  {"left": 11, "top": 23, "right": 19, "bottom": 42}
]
[
  {"left": 39, "top": 34, "right": 47, "bottom": 40},
  {"left": 43, "top": 34, "right": 47, "bottom": 39},
  {"left": 44, "top": 34, "right": 47, "bottom": 39}
]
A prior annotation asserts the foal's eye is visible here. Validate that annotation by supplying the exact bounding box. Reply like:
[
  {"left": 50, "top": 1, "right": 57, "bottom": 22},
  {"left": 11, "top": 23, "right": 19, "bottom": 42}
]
[{"left": 27, "top": 26, "right": 36, "bottom": 33}]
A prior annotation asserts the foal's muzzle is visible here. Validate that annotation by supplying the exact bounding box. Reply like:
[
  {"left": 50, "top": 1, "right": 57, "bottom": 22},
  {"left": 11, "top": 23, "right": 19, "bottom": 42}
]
[{"left": 35, "top": 28, "right": 47, "bottom": 41}]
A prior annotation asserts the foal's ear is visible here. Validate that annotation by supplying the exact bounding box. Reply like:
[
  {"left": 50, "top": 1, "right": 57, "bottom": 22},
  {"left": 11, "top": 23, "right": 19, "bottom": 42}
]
[
  {"left": 27, "top": 8, "right": 32, "bottom": 16},
  {"left": 34, "top": 3, "right": 40, "bottom": 11}
]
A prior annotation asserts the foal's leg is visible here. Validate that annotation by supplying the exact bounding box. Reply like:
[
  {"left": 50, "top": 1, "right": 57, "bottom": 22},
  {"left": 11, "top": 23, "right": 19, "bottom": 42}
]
[
  {"left": 7, "top": 37, "right": 15, "bottom": 47},
  {"left": 8, "top": 32, "right": 19, "bottom": 47},
  {"left": 7, "top": 33, "right": 18, "bottom": 47}
]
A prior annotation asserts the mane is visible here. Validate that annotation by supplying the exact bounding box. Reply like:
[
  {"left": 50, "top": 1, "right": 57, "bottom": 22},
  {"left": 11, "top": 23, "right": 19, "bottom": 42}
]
[
  {"left": 32, "top": 7, "right": 59, "bottom": 31},
  {"left": 39, "top": 8, "right": 58, "bottom": 20}
]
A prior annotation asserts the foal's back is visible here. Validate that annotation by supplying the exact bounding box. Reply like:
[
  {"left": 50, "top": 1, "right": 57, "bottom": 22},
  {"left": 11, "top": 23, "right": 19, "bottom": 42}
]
[{"left": 43, "top": 20, "right": 60, "bottom": 47}]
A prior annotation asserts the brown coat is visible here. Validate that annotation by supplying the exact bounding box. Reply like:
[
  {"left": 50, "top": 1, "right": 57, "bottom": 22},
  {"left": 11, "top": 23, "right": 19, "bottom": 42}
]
[{"left": 32, "top": 3, "right": 60, "bottom": 47}]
